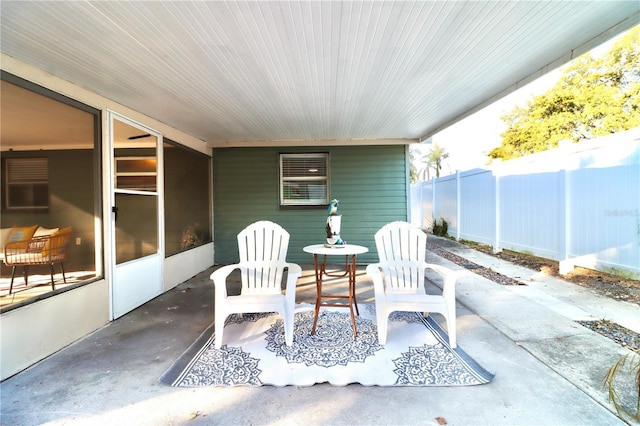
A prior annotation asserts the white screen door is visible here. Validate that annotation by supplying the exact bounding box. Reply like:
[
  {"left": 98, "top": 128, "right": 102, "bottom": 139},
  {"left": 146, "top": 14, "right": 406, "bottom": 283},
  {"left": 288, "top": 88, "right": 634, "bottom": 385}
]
[{"left": 109, "top": 113, "right": 163, "bottom": 319}]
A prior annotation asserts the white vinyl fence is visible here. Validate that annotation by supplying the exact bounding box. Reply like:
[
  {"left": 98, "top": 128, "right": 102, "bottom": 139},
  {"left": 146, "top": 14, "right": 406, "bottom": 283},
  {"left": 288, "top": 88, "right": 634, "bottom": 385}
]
[{"left": 411, "top": 127, "right": 640, "bottom": 278}]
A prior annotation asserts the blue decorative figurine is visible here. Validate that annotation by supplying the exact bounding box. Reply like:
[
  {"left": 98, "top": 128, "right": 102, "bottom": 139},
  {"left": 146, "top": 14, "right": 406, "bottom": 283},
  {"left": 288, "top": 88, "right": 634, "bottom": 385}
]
[{"left": 326, "top": 199, "right": 345, "bottom": 245}]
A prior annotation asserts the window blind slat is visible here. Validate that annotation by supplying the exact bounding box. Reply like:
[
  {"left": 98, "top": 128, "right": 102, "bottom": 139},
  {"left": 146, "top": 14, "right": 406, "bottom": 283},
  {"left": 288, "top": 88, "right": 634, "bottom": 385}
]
[
  {"left": 282, "top": 157, "right": 327, "bottom": 178},
  {"left": 8, "top": 158, "right": 48, "bottom": 182}
]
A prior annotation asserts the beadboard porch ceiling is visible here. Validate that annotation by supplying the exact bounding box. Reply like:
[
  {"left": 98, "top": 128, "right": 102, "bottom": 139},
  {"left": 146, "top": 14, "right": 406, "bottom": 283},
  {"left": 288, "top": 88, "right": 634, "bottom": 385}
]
[{"left": 1, "top": 1, "right": 638, "bottom": 149}]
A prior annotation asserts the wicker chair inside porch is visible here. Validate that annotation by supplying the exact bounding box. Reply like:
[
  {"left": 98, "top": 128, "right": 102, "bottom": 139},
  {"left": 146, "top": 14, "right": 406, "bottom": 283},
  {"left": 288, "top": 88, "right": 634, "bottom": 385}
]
[{"left": 4, "top": 227, "right": 72, "bottom": 294}]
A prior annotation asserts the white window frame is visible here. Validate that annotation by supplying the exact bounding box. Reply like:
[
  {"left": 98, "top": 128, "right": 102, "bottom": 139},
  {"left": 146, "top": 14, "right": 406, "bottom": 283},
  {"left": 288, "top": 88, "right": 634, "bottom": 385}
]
[{"left": 279, "top": 153, "right": 329, "bottom": 206}]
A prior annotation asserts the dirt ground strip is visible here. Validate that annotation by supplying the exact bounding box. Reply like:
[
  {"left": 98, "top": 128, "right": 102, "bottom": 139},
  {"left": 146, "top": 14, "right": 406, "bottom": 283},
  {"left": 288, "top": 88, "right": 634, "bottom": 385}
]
[
  {"left": 430, "top": 240, "right": 640, "bottom": 352},
  {"left": 467, "top": 242, "right": 640, "bottom": 307}
]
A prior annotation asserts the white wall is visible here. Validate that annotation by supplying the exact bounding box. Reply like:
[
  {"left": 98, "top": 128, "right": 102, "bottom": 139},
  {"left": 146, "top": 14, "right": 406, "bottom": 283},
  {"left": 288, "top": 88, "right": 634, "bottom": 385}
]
[
  {"left": 0, "top": 279, "right": 109, "bottom": 380},
  {"left": 164, "top": 243, "right": 214, "bottom": 291},
  {"left": 411, "top": 128, "right": 640, "bottom": 278}
]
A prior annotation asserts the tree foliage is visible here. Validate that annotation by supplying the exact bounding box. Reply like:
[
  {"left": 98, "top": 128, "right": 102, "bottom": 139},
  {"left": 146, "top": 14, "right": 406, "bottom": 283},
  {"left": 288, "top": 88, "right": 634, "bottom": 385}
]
[
  {"left": 424, "top": 143, "right": 449, "bottom": 178},
  {"left": 410, "top": 143, "right": 451, "bottom": 182},
  {"left": 409, "top": 146, "right": 420, "bottom": 183},
  {"left": 489, "top": 26, "right": 640, "bottom": 161}
]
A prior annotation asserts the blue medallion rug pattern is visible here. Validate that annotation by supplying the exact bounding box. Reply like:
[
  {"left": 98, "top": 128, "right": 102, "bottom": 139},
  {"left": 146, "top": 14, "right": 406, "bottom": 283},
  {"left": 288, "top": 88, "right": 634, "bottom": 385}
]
[{"left": 160, "top": 304, "right": 494, "bottom": 387}]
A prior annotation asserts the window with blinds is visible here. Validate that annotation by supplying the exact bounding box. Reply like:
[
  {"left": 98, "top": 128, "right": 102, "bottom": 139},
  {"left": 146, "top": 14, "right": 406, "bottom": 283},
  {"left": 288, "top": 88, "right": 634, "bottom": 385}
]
[
  {"left": 280, "top": 153, "right": 329, "bottom": 206},
  {"left": 4, "top": 158, "right": 49, "bottom": 210}
]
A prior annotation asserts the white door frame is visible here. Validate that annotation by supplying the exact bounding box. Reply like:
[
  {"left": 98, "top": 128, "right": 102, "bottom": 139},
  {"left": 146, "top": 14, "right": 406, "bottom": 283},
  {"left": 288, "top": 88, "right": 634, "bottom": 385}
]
[{"left": 106, "top": 110, "right": 165, "bottom": 319}]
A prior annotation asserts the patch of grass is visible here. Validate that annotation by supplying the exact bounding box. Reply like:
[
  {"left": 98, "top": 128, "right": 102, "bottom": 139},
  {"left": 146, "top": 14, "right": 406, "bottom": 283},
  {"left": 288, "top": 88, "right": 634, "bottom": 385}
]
[
  {"left": 601, "top": 267, "right": 640, "bottom": 281},
  {"left": 432, "top": 218, "right": 448, "bottom": 237},
  {"left": 459, "top": 239, "right": 482, "bottom": 248}
]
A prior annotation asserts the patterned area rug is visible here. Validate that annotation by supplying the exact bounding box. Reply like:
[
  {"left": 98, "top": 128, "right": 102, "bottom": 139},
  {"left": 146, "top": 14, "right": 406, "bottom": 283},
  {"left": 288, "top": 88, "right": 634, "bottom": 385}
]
[{"left": 160, "top": 304, "right": 494, "bottom": 387}]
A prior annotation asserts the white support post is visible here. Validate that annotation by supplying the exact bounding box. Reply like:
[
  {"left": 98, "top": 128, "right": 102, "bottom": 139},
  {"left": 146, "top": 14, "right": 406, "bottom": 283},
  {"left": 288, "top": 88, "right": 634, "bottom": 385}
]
[
  {"left": 493, "top": 161, "right": 502, "bottom": 254},
  {"left": 432, "top": 176, "right": 437, "bottom": 232},
  {"left": 420, "top": 181, "right": 426, "bottom": 230},
  {"left": 456, "top": 170, "right": 461, "bottom": 241},
  {"left": 559, "top": 159, "right": 575, "bottom": 275}
]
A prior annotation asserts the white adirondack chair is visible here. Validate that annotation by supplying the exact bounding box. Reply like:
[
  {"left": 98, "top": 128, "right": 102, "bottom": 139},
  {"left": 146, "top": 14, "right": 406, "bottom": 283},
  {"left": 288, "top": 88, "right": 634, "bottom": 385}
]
[
  {"left": 211, "top": 221, "right": 302, "bottom": 349},
  {"left": 366, "top": 221, "right": 458, "bottom": 347}
]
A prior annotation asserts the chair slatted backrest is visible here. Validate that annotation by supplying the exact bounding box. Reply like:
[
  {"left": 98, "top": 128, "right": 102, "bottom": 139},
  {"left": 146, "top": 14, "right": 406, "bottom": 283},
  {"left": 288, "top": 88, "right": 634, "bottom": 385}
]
[
  {"left": 374, "top": 221, "right": 427, "bottom": 293},
  {"left": 237, "top": 221, "right": 290, "bottom": 294}
]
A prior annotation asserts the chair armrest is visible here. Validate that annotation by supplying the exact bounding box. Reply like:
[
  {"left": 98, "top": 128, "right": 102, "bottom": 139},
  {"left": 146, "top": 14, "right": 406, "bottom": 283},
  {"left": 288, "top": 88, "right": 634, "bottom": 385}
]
[
  {"left": 4, "top": 236, "right": 48, "bottom": 265},
  {"left": 366, "top": 263, "right": 386, "bottom": 296},
  {"left": 4, "top": 237, "right": 41, "bottom": 259},
  {"left": 283, "top": 262, "right": 302, "bottom": 306},
  {"left": 424, "top": 262, "right": 459, "bottom": 299},
  {"left": 210, "top": 264, "right": 241, "bottom": 299},
  {"left": 284, "top": 262, "right": 302, "bottom": 292},
  {"left": 366, "top": 263, "right": 382, "bottom": 276},
  {"left": 4, "top": 242, "right": 15, "bottom": 263}
]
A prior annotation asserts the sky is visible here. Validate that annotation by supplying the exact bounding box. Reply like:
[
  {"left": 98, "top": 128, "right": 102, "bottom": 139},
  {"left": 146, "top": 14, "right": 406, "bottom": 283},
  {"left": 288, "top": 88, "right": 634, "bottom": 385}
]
[
  {"left": 415, "top": 30, "right": 627, "bottom": 177},
  {"left": 432, "top": 71, "right": 559, "bottom": 174}
]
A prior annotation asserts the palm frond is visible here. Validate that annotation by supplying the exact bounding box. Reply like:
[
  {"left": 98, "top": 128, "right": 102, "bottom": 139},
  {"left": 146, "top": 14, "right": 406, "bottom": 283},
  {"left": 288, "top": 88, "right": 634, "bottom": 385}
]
[{"left": 604, "top": 349, "right": 640, "bottom": 421}]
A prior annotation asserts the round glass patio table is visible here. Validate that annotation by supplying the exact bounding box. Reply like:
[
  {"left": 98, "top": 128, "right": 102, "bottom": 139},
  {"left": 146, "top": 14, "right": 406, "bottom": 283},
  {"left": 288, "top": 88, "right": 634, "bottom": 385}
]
[{"left": 302, "top": 244, "right": 369, "bottom": 337}]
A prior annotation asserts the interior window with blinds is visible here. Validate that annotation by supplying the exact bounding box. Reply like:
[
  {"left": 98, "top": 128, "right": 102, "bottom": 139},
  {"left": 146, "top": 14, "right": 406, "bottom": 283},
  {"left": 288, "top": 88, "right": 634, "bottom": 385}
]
[
  {"left": 280, "top": 153, "right": 329, "bottom": 206},
  {"left": 4, "top": 158, "right": 49, "bottom": 211}
]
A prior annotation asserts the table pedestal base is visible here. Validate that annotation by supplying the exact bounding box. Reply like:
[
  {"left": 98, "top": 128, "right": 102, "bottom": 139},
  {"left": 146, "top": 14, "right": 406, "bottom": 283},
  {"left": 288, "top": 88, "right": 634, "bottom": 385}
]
[{"left": 311, "top": 253, "right": 360, "bottom": 336}]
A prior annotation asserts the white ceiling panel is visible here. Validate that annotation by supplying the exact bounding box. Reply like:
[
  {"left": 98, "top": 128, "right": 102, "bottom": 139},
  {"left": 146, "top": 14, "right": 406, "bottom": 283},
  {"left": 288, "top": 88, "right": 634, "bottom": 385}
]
[{"left": 1, "top": 1, "right": 638, "bottom": 147}]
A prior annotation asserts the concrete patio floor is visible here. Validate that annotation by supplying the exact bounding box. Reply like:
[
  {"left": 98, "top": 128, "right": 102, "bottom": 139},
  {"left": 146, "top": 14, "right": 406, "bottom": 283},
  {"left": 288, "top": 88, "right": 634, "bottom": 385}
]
[{"left": 1, "top": 236, "right": 638, "bottom": 425}]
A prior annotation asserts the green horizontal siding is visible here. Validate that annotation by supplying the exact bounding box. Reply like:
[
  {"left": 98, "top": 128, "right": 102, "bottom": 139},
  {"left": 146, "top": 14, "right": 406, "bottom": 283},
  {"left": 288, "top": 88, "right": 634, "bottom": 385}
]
[{"left": 212, "top": 145, "right": 408, "bottom": 264}]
